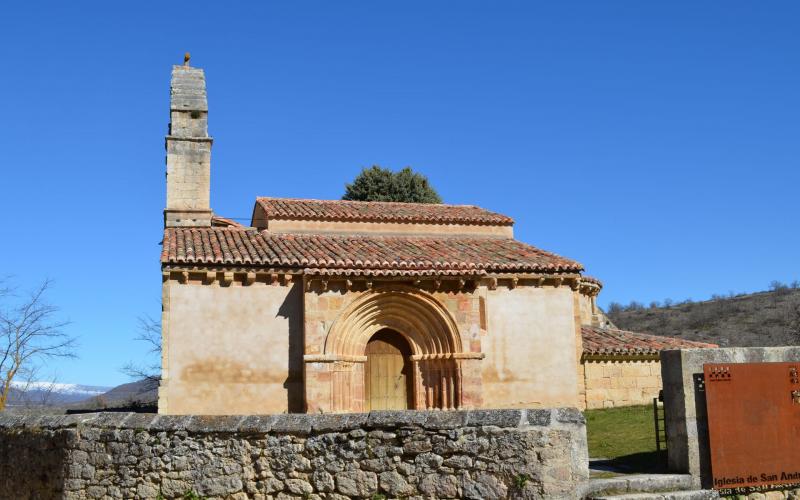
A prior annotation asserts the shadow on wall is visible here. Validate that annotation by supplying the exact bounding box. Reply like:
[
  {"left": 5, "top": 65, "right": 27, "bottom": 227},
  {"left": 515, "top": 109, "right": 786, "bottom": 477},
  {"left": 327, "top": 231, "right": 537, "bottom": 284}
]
[
  {"left": 278, "top": 283, "right": 305, "bottom": 413},
  {"left": 692, "top": 372, "right": 712, "bottom": 489}
]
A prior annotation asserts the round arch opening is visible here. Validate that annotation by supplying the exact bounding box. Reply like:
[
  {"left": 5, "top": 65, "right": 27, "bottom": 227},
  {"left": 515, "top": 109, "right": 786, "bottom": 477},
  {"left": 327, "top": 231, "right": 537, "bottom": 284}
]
[
  {"left": 317, "top": 286, "right": 471, "bottom": 412},
  {"left": 364, "top": 329, "right": 413, "bottom": 411}
]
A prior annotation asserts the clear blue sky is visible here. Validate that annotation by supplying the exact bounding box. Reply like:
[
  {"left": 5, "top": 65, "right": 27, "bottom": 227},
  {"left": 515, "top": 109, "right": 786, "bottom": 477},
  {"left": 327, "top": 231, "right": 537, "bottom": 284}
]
[{"left": 1, "top": 2, "right": 798, "bottom": 386}]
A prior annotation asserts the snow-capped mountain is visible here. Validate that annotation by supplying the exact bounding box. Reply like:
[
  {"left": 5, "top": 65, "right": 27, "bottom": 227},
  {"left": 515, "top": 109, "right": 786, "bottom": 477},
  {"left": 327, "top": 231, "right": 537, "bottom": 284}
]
[{"left": 7, "top": 381, "right": 113, "bottom": 407}]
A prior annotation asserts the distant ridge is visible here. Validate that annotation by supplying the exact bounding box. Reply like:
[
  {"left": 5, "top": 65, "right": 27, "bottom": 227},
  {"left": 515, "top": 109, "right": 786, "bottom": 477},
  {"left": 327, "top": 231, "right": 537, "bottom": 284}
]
[
  {"left": 6, "top": 382, "right": 112, "bottom": 408},
  {"left": 608, "top": 286, "right": 800, "bottom": 347}
]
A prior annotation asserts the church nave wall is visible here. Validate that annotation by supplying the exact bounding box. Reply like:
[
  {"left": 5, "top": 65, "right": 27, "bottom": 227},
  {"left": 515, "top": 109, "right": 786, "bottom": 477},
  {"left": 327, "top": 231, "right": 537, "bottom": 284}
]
[
  {"left": 482, "top": 285, "right": 581, "bottom": 409},
  {"left": 160, "top": 279, "right": 303, "bottom": 415}
]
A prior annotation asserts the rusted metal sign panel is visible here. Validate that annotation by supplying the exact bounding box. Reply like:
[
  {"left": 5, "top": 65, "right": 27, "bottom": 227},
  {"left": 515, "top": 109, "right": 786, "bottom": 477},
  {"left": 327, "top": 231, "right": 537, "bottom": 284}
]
[{"left": 705, "top": 362, "right": 800, "bottom": 492}]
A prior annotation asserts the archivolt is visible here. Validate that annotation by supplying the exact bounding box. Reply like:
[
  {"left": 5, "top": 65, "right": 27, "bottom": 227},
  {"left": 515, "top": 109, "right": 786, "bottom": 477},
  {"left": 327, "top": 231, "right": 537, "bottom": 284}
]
[{"left": 324, "top": 285, "right": 463, "bottom": 358}]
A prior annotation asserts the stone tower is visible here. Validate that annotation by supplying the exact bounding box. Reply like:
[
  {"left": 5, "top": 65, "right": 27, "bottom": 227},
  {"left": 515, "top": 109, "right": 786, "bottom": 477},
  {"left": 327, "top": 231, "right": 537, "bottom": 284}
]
[{"left": 164, "top": 64, "right": 212, "bottom": 227}]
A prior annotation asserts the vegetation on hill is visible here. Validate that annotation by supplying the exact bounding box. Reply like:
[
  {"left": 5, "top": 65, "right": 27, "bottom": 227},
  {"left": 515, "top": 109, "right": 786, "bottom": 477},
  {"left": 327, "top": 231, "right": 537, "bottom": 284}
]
[
  {"left": 342, "top": 166, "right": 442, "bottom": 203},
  {"left": 607, "top": 281, "right": 800, "bottom": 347},
  {"left": 68, "top": 379, "right": 157, "bottom": 411}
]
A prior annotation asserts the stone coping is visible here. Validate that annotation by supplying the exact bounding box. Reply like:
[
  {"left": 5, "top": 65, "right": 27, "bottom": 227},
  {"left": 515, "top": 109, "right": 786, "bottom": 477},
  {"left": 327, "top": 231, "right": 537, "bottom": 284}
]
[{"left": 0, "top": 407, "right": 583, "bottom": 435}]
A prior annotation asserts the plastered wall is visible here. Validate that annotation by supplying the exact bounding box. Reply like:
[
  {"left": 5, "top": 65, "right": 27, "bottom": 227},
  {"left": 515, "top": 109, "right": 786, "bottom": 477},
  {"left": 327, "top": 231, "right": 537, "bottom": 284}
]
[
  {"left": 160, "top": 281, "right": 303, "bottom": 414},
  {"left": 482, "top": 286, "right": 581, "bottom": 408},
  {"left": 162, "top": 279, "right": 585, "bottom": 414}
]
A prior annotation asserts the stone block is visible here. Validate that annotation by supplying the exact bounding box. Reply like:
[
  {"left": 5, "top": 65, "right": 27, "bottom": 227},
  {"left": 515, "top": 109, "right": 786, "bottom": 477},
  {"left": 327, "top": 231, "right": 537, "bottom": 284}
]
[
  {"left": 310, "top": 413, "right": 368, "bottom": 433},
  {"left": 367, "top": 410, "right": 428, "bottom": 428},
  {"left": 527, "top": 409, "right": 553, "bottom": 427},
  {"left": 554, "top": 408, "right": 584, "bottom": 425},
  {"left": 148, "top": 415, "right": 192, "bottom": 431},
  {"left": 270, "top": 414, "right": 312, "bottom": 434},
  {"left": 335, "top": 470, "right": 378, "bottom": 497},
  {"left": 185, "top": 415, "right": 244, "bottom": 433},
  {"left": 236, "top": 415, "right": 275, "bottom": 434},
  {"left": 423, "top": 410, "right": 468, "bottom": 429},
  {"left": 466, "top": 409, "right": 524, "bottom": 428},
  {"left": 120, "top": 413, "right": 158, "bottom": 430}
]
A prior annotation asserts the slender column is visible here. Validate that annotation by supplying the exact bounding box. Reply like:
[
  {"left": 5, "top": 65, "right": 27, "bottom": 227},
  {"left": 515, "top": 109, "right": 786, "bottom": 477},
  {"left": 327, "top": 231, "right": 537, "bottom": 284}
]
[
  {"left": 454, "top": 360, "right": 462, "bottom": 409},
  {"left": 411, "top": 360, "right": 423, "bottom": 410}
]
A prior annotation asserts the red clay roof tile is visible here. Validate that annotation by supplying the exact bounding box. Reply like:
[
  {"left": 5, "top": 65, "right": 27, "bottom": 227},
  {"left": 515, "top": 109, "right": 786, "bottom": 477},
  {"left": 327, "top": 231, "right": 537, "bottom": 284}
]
[
  {"left": 162, "top": 227, "right": 582, "bottom": 274},
  {"left": 581, "top": 325, "right": 717, "bottom": 356},
  {"left": 254, "top": 198, "right": 514, "bottom": 226},
  {"left": 211, "top": 215, "right": 244, "bottom": 228}
]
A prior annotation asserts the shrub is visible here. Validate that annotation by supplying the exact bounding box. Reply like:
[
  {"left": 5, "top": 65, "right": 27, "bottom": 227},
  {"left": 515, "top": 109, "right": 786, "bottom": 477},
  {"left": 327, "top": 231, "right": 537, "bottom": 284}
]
[{"left": 343, "top": 166, "right": 442, "bottom": 203}]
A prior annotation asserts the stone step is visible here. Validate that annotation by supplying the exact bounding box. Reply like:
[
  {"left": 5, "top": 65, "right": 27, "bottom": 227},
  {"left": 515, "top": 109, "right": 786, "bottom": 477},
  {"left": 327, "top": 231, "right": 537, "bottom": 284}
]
[
  {"left": 589, "top": 490, "right": 719, "bottom": 500},
  {"left": 581, "top": 474, "right": 695, "bottom": 498}
]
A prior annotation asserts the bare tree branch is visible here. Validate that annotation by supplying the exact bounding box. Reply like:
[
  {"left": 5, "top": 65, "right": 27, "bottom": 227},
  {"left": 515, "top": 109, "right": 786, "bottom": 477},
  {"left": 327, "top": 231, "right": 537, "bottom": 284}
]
[
  {"left": 0, "top": 279, "right": 76, "bottom": 411},
  {"left": 135, "top": 316, "right": 162, "bottom": 356},
  {"left": 16, "top": 368, "right": 59, "bottom": 409},
  {"left": 121, "top": 315, "right": 162, "bottom": 394}
]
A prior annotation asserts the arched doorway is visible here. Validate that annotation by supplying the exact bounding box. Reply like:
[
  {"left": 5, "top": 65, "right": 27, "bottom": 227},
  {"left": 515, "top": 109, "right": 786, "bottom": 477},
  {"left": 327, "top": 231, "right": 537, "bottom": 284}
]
[
  {"left": 305, "top": 285, "right": 485, "bottom": 413},
  {"left": 364, "top": 329, "right": 412, "bottom": 410}
]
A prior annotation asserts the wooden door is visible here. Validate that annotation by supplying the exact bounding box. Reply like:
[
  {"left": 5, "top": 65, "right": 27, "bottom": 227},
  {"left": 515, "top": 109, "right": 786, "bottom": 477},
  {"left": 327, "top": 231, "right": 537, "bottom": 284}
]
[{"left": 365, "top": 330, "right": 411, "bottom": 411}]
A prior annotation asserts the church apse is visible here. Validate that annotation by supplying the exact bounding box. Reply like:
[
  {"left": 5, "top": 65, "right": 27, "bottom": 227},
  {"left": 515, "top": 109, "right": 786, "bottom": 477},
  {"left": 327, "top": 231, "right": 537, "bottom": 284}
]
[{"left": 303, "top": 283, "right": 485, "bottom": 414}]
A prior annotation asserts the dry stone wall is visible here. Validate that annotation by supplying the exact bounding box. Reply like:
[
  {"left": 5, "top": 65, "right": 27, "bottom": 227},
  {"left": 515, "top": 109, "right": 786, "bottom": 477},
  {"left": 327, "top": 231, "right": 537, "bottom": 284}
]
[{"left": 0, "top": 408, "right": 587, "bottom": 500}]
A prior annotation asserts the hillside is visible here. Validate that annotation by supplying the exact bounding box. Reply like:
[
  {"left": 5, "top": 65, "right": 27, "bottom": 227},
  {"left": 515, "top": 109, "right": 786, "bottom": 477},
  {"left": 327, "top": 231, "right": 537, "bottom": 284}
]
[
  {"left": 607, "top": 287, "right": 800, "bottom": 347},
  {"left": 66, "top": 379, "right": 158, "bottom": 411}
]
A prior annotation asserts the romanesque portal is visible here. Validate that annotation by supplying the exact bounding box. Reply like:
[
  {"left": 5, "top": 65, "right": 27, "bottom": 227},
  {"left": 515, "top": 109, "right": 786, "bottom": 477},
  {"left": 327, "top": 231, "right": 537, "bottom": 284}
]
[{"left": 305, "top": 287, "right": 477, "bottom": 413}]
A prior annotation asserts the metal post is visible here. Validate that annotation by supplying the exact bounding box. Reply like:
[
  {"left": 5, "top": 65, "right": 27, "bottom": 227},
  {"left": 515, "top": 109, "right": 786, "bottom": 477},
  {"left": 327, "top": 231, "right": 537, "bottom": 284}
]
[{"left": 653, "top": 397, "right": 662, "bottom": 452}]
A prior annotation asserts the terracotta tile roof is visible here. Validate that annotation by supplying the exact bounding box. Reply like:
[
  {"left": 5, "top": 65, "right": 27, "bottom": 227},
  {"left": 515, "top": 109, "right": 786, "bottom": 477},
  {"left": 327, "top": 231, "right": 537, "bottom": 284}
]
[
  {"left": 211, "top": 215, "right": 243, "bottom": 228},
  {"left": 161, "top": 227, "right": 582, "bottom": 274},
  {"left": 580, "top": 275, "right": 603, "bottom": 287},
  {"left": 254, "top": 198, "right": 514, "bottom": 226},
  {"left": 581, "top": 325, "right": 717, "bottom": 356}
]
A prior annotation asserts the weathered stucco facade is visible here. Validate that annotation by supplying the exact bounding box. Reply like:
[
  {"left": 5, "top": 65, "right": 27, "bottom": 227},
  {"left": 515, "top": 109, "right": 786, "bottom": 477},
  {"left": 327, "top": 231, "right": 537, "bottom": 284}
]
[
  {"left": 160, "top": 278, "right": 303, "bottom": 414},
  {"left": 482, "top": 286, "right": 580, "bottom": 409},
  {"left": 159, "top": 265, "right": 601, "bottom": 414}
]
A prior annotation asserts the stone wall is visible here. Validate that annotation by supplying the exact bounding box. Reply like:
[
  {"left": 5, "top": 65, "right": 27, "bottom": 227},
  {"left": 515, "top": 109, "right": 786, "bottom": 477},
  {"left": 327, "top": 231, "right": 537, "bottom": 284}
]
[
  {"left": 580, "top": 358, "right": 662, "bottom": 410},
  {"left": 0, "top": 408, "right": 588, "bottom": 500}
]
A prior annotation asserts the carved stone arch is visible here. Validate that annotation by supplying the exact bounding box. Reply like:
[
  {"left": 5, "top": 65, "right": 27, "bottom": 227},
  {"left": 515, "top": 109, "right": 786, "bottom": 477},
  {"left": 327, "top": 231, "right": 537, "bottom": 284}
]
[
  {"left": 324, "top": 285, "right": 463, "bottom": 359},
  {"left": 304, "top": 285, "right": 483, "bottom": 413}
]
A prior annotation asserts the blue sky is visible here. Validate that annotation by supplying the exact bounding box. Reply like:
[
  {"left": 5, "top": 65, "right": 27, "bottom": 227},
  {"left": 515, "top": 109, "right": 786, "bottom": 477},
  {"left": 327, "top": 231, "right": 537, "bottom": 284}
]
[{"left": 1, "top": 2, "right": 798, "bottom": 386}]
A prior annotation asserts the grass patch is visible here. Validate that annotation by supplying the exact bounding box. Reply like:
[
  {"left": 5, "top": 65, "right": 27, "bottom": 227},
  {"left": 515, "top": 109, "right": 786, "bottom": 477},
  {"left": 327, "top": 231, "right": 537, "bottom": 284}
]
[
  {"left": 585, "top": 404, "right": 666, "bottom": 474},
  {"left": 586, "top": 405, "right": 656, "bottom": 458}
]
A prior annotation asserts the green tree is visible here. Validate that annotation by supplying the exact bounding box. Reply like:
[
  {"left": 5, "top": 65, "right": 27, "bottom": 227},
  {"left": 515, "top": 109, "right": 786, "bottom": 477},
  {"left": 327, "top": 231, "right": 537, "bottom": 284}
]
[{"left": 342, "top": 166, "right": 442, "bottom": 203}]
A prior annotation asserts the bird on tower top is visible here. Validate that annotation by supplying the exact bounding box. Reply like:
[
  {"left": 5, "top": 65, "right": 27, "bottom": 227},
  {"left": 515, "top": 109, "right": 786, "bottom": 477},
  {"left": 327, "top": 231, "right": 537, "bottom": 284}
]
[{"left": 183, "top": 52, "right": 191, "bottom": 66}]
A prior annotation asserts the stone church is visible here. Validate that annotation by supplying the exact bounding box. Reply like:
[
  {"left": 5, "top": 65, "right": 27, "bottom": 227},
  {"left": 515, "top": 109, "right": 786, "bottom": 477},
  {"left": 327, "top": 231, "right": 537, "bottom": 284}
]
[{"left": 158, "top": 63, "right": 707, "bottom": 415}]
